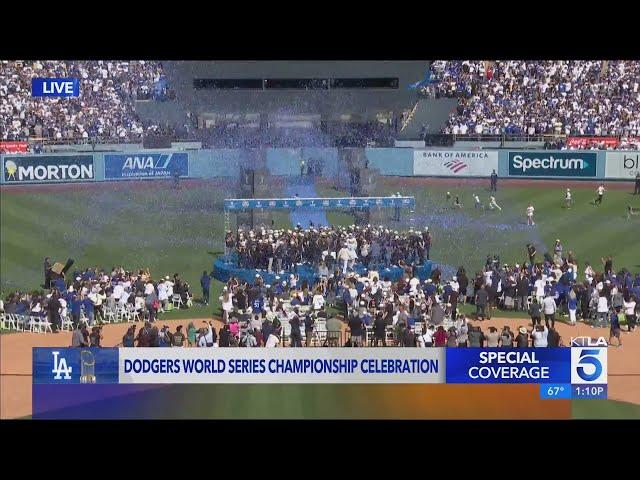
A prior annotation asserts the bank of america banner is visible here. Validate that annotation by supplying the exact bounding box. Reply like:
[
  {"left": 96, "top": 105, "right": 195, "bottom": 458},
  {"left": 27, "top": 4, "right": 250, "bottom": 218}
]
[
  {"left": 605, "top": 151, "right": 640, "bottom": 179},
  {"left": 413, "top": 150, "right": 499, "bottom": 177},
  {"left": 2, "top": 155, "right": 94, "bottom": 183},
  {"left": 224, "top": 196, "right": 415, "bottom": 211},
  {"left": 104, "top": 152, "right": 189, "bottom": 179}
]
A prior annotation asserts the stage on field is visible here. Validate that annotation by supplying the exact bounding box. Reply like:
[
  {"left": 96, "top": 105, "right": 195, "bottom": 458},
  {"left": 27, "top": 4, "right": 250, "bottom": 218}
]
[{"left": 213, "top": 255, "right": 432, "bottom": 285}]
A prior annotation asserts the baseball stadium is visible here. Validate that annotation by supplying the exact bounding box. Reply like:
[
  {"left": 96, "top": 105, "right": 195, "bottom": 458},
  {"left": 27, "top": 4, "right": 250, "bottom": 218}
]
[{"left": 1, "top": 60, "right": 639, "bottom": 420}]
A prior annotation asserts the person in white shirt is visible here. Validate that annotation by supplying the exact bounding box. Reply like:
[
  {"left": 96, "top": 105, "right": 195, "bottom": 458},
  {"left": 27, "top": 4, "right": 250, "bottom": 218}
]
[
  {"left": 157, "top": 280, "right": 168, "bottom": 311},
  {"left": 594, "top": 184, "right": 605, "bottom": 206},
  {"left": 312, "top": 290, "right": 325, "bottom": 311},
  {"left": 417, "top": 325, "right": 434, "bottom": 347},
  {"left": 526, "top": 203, "right": 535, "bottom": 225},
  {"left": 488, "top": 195, "right": 502, "bottom": 211},
  {"left": 144, "top": 281, "right": 155, "bottom": 296},
  {"left": 113, "top": 282, "right": 125, "bottom": 300},
  {"left": 564, "top": 188, "right": 573, "bottom": 208},
  {"left": 542, "top": 293, "right": 557, "bottom": 329},
  {"left": 473, "top": 194, "right": 482, "bottom": 209},
  {"left": 531, "top": 325, "right": 548, "bottom": 347},
  {"left": 596, "top": 294, "right": 609, "bottom": 327},
  {"left": 623, "top": 297, "right": 637, "bottom": 331},
  {"left": 265, "top": 332, "right": 280, "bottom": 347}
]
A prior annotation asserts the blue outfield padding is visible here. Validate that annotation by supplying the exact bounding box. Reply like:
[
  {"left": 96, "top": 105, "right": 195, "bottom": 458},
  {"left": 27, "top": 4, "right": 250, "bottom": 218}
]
[{"left": 213, "top": 255, "right": 432, "bottom": 285}]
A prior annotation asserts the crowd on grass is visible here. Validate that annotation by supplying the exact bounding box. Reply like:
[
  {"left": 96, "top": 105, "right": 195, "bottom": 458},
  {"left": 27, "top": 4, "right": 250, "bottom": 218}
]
[
  {"left": 0, "top": 60, "right": 170, "bottom": 142},
  {"left": 227, "top": 224, "right": 433, "bottom": 273},
  {"left": 0, "top": 264, "right": 195, "bottom": 334},
  {"left": 2, "top": 227, "right": 638, "bottom": 349},
  {"left": 429, "top": 60, "right": 640, "bottom": 141}
]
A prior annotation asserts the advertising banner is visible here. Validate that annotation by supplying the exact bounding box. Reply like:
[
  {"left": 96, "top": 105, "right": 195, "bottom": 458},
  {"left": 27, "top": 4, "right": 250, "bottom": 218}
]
[
  {"left": 604, "top": 151, "right": 640, "bottom": 179},
  {"left": 0, "top": 141, "right": 29, "bottom": 154},
  {"left": 2, "top": 155, "right": 94, "bottom": 183},
  {"left": 223, "top": 196, "right": 415, "bottom": 211},
  {"left": 413, "top": 150, "right": 498, "bottom": 177},
  {"left": 508, "top": 151, "right": 597, "bottom": 177},
  {"left": 567, "top": 137, "right": 619, "bottom": 149},
  {"left": 104, "top": 152, "right": 189, "bottom": 179}
]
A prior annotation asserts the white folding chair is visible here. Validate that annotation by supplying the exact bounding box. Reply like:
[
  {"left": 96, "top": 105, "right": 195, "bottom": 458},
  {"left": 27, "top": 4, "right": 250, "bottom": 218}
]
[
  {"left": 0, "top": 313, "right": 15, "bottom": 330},
  {"left": 14, "top": 314, "right": 27, "bottom": 331},
  {"left": 127, "top": 304, "right": 140, "bottom": 323},
  {"left": 61, "top": 315, "right": 74, "bottom": 331},
  {"left": 103, "top": 307, "right": 116, "bottom": 324},
  {"left": 172, "top": 294, "right": 183, "bottom": 309},
  {"left": 40, "top": 317, "right": 53, "bottom": 333},
  {"left": 29, "top": 316, "right": 42, "bottom": 333},
  {"left": 116, "top": 303, "right": 128, "bottom": 322}
]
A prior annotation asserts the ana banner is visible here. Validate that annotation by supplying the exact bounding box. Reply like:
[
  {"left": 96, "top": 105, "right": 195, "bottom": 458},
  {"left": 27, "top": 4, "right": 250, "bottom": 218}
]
[
  {"left": 0, "top": 141, "right": 29, "bottom": 154},
  {"left": 604, "top": 151, "right": 640, "bottom": 179},
  {"left": 508, "top": 151, "right": 598, "bottom": 178},
  {"left": 413, "top": 150, "right": 498, "bottom": 177},
  {"left": 2, "top": 155, "right": 94, "bottom": 183},
  {"left": 104, "top": 152, "right": 189, "bottom": 179}
]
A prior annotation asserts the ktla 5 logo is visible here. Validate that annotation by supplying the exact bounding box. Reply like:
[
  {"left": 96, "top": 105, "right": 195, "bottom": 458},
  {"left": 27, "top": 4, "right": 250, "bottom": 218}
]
[
  {"left": 52, "top": 351, "right": 73, "bottom": 380},
  {"left": 571, "top": 343, "right": 607, "bottom": 385}
]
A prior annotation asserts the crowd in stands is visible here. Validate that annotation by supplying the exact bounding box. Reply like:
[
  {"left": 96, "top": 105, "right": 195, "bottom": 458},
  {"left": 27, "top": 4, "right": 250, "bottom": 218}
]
[
  {"left": 227, "top": 224, "right": 432, "bottom": 273},
  {"left": 0, "top": 60, "right": 169, "bottom": 142},
  {"left": 429, "top": 60, "right": 640, "bottom": 141}
]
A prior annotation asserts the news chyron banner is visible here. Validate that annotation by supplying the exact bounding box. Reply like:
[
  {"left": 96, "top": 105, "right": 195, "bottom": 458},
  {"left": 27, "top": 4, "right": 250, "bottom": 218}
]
[{"left": 35, "top": 340, "right": 607, "bottom": 398}]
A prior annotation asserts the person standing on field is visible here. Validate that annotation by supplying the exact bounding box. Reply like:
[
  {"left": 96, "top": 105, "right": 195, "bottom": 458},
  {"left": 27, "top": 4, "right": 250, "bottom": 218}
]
[
  {"left": 635, "top": 173, "right": 640, "bottom": 195},
  {"left": 565, "top": 188, "right": 572, "bottom": 208},
  {"left": 526, "top": 203, "right": 535, "bottom": 226},
  {"left": 594, "top": 184, "right": 605, "bottom": 206},
  {"left": 490, "top": 170, "right": 498, "bottom": 192}
]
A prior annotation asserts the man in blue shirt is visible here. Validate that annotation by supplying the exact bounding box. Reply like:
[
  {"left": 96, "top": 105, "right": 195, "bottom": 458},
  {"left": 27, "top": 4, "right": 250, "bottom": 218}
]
[
  {"left": 610, "top": 308, "right": 622, "bottom": 347},
  {"left": 83, "top": 296, "right": 95, "bottom": 326},
  {"left": 200, "top": 270, "right": 211, "bottom": 305},
  {"left": 71, "top": 296, "right": 83, "bottom": 328}
]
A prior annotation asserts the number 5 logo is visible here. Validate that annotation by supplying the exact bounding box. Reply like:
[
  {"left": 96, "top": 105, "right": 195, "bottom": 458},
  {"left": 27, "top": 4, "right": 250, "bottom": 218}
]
[{"left": 571, "top": 348, "right": 607, "bottom": 384}]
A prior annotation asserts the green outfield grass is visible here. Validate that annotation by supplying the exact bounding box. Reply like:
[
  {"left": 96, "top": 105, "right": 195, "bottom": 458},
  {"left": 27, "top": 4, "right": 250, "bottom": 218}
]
[{"left": 2, "top": 179, "right": 639, "bottom": 322}]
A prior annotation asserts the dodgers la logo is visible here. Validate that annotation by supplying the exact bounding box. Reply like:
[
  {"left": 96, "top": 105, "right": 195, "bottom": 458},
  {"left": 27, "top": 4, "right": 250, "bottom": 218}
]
[{"left": 52, "top": 351, "right": 73, "bottom": 380}]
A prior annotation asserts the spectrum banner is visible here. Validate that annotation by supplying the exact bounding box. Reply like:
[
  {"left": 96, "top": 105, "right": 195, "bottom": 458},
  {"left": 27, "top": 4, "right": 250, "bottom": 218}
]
[
  {"left": 604, "top": 151, "right": 640, "bottom": 179},
  {"left": 2, "top": 155, "right": 94, "bottom": 183},
  {"left": 104, "top": 152, "right": 189, "bottom": 179},
  {"left": 508, "top": 151, "right": 598, "bottom": 178},
  {"left": 0, "top": 141, "right": 29, "bottom": 154},
  {"left": 413, "top": 150, "right": 498, "bottom": 177}
]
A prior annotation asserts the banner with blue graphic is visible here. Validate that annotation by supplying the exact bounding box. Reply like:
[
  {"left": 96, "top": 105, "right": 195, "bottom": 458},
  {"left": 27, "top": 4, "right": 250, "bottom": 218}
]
[
  {"left": 104, "top": 152, "right": 189, "bottom": 179},
  {"left": 508, "top": 151, "right": 597, "bottom": 178},
  {"left": 33, "top": 348, "right": 119, "bottom": 384},
  {"left": 445, "top": 348, "right": 572, "bottom": 384},
  {"left": 223, "top": 196, "right": 415, "bottom": 211}
]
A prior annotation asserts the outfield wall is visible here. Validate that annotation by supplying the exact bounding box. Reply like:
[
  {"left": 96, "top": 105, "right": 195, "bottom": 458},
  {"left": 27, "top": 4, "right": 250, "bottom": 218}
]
[{"left": 1, "top": 149, "right": 638, "bottom": 184}]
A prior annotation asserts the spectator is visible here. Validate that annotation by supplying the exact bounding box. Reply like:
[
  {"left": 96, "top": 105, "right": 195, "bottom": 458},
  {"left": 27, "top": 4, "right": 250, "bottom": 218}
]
[
  {"left": 485, "top": 326, "right": 500, "bottom": 347},
  {"left": 515, "top": 326, "right": 529, "bottom": 348},
  {"left": 531, "top": 325, "right": 549, "bottom": 347}
]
